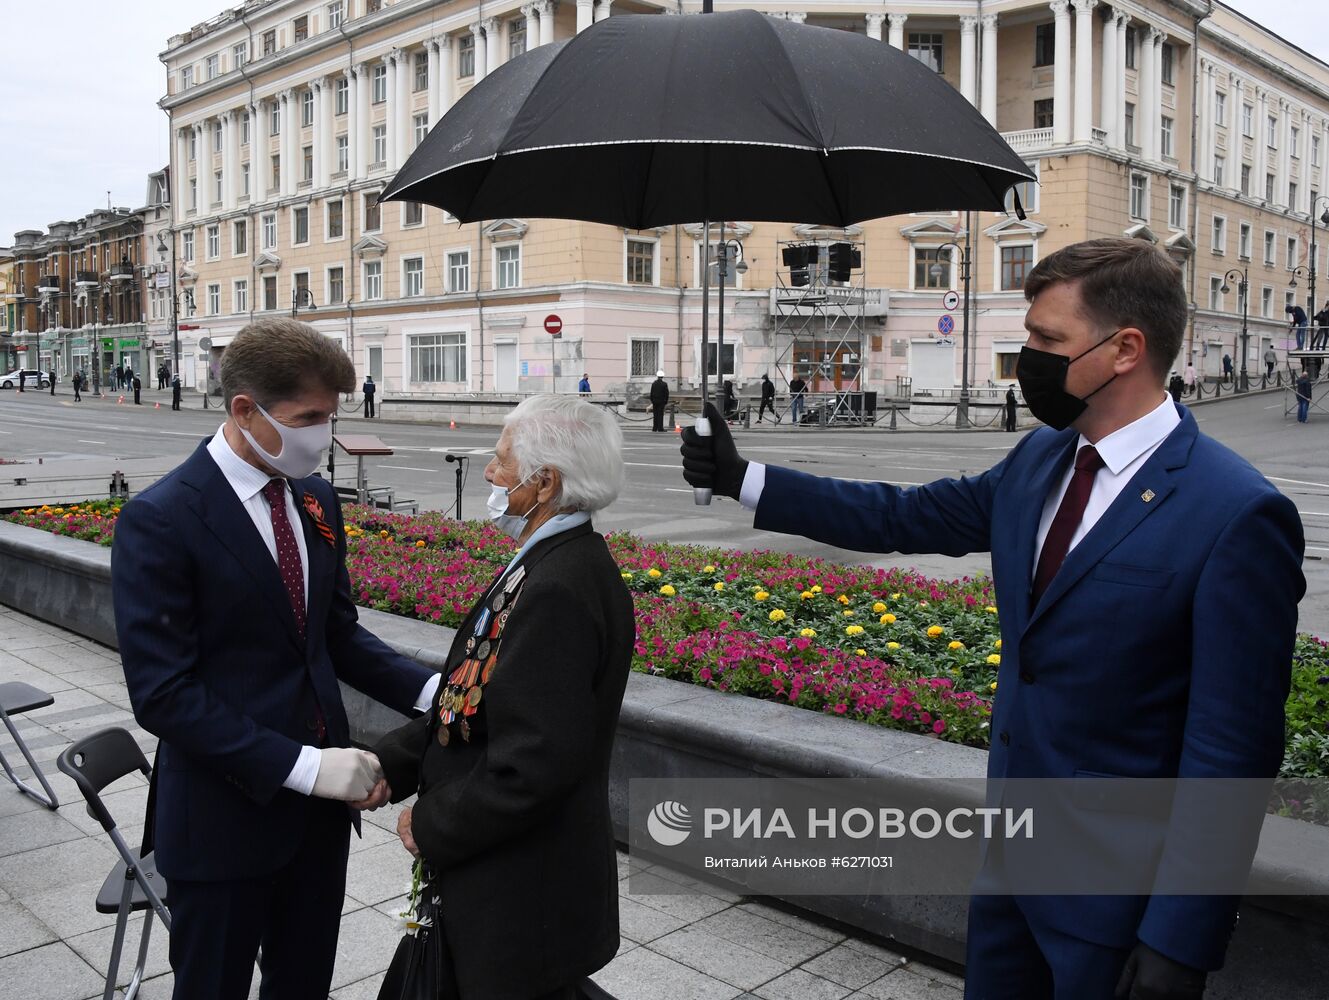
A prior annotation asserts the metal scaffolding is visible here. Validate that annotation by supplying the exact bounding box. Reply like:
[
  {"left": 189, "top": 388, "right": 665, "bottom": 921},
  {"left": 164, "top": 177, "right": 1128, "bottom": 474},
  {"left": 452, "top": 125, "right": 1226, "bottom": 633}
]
[{"left": 771, "top": 239, "right": 871, "bottom": 425}]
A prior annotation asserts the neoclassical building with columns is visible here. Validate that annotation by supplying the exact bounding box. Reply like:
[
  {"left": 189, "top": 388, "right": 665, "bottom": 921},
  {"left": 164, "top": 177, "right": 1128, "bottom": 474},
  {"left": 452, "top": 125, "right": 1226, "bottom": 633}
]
[{"left": 159, "top": 0, "right": 1329, "bottom": 403}]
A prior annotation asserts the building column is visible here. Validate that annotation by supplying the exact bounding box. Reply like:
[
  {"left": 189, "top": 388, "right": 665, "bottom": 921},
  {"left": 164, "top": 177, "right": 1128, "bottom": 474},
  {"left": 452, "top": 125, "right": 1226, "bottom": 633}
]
[
  {"left": 594, "top": 0, "right": 611, "bottom": 22},
  {"left": 1151, "top": 30, "right": 1166, "bottom": 159},
  {"left": 1137, "top": 28, "right": 1155, "bottom": 159},
  {"left": 484, "top": 19, "right": 501, "bottom": 74},
  {"left": 1279, "top": 100, "right": 1292, "bottom": 210},
  {"left": 1227, "top": 75, "right": 1242, "bottom": 191},
  {"left": 785, "top": 13, "right": 806, "bottom": 24},
  {"left": 980, "top": 14, "right": 998, "bottom": 125},
  {"left": 1254, "top": 87, "right": 1268, "bottom": 200},
  {"left": 428, "top": 40, "right": 442, "bottom": 123},
  {"left": 174, "top": 128, "right": 189, "bottom": 224},
  {"left": 887, "top": 13, "right": 907, "bottom": 50},
  {"left": 538, "top": 0, "right": 556, "bottom": 46},
  {"left": 221, "top": 111, "right": 235, "bottom": 212},
  {"left": 523, "top": 4, "right": 540, "bottom": 49},
  {"left": 193, "top": 123, "right": 207, "bottom": 210},
  {"left": 381, "top": 54, "right": 396, "bottom": 170},
  {"left": 1072, "top": 0, "right": 1096, "bottom": 144},
  {"left": 472, "top": 22, "right": 489, "bottom": 80},
  {"left": 959, "top": 16, "right": 978, "bottom": 106},
  {"left": 1099, "top": 9, "right": 1118, "bottom": 147},
  {"left": 576, "top": 0, "right": 593, "bottom": 34},
  {"left": 1114, "top": 10, "right": 1127, "bottom": 149},
  {"left": 435, "top": 38, "right": 452, "bottom": 119},
  {"left": 1197, "top": 60, "right": 1212, "bottom": 182},
  {"left": 865, "top": 12, "right": 884, "bottom": 41},
  {"left": 250, "top": 101, "right": 267, "bottom": 201},
  {"left": 395, "top": 48, "right": 412, "bottom": 166},
  {"left": 313, "top": 78, "right": 329, "bottom": 188},
  {"left": 354, "top": 63, "right": 371, "bottom": 178},
  {"left": 1051, "top": 1, "right": 1072, "bottom": 144},
  {"left": 1301, "top": 108, "right": 1313, "bottom": 213}
]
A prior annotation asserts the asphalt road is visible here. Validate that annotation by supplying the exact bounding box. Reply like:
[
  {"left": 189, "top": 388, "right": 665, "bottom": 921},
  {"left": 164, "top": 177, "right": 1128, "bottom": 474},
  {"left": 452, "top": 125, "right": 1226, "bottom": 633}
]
[{"left": 1, "top": 383, "right": 1325, "bottom": 635}]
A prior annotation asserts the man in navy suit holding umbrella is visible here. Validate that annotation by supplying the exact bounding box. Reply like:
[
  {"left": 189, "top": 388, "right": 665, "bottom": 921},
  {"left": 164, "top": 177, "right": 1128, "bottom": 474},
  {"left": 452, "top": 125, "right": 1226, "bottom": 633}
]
[{"left": 682, "top": 239, "right": 1304, "bottom": 999}]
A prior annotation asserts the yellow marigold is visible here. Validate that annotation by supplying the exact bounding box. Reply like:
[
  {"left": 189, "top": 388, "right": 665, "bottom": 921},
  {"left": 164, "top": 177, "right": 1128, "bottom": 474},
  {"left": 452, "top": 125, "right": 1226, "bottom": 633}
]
[
  {"left": 713, "top": 582, "right": 725, "bottom": 592},
  {"left": 987, "top": 654, "right": 1001, "bottom": 665},
  {"left": 890, "top": 593, "right": 901, "bottom": 600},
  {"left": 647, "top": 568, "right": 662, "bottom": 579},
  {"left": 927, "top": 625, "right": 944, "bottom": 638},
  {"left": 621, "top": 572, "right": 633, "bottom": 580},
  {"left": 702, "top": 565, "right": 716, "bottom": 574},
  {"left": 811, "top": 585, "right": 823, "bottom": 593},
  {"left": 416, "top": 540, "right": 427, "bottom": 548},
  {"left": 854, "top": 648, "right": 867, "bottom": 656},
  {"left": 660, "top": 585, "right": 676, "bottom": 596},
  {"left": 754, "top": 591, "right": 770, "bottom": 602},
  {"left": 985, "top": 605, "right": 998, "bottom": 614},
  {"left": 886, "top": 641, "right": 901, "bottom": 650},
  {"left": 842, "top": 609, "right": 855, "bottom": 617},
  {"left": 990, "top": 681, "right": 998, "bottom": 691},
  {"left": 799, "top": 628, "right": 817, "bottom": 638},
  {"left": 52, "top": 507, "right": 64, "bottom": 514},
  {"left": 880, "top": 613, "right": 897, "bottom": 625},
  {"left": 769, "top": 609, "right": 787, "bottom": 622},
  {"left": 872, "top": 602, "right": 887, "bottom": 614},
  {"left": 995, "top": 639, "right": 1002, "bottom": 650},
  {"left": 837, "top": 594, "right": 850, "bottom": 605},
  {"left": 948, "top": 640, "right": 964, "bottom": 650},
  {"left": 845, "top": 625, "right": 865, "bottom": 636},
  {"left": 800, "top": 591, "right": 815, "bottom": 600},
  {"left": 379, "top": 530, "right": 389, "bottom": 538}
]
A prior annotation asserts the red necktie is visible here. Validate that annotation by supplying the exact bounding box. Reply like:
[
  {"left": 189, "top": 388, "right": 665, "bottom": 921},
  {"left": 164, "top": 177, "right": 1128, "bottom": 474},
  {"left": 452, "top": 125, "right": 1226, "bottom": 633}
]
[
  {"left": 1032, "top": 445, "right": 1105, "bottom": 604},
  {"left": 262, "top": 479, "right": 307, "bottom": 637}
]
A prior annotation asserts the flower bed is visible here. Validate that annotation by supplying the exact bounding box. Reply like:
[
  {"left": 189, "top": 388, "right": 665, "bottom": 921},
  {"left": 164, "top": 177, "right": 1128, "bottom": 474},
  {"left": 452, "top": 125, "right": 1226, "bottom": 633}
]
[{"left": 8, "top": 501, "right": 1328, "bottom": 782}]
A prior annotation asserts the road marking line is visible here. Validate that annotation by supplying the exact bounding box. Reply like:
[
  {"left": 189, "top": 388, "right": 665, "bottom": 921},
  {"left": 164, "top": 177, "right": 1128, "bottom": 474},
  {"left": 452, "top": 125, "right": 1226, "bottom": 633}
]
[
  {"left": 159, "top": 430, "right": 207, "bottom": 437},
  {"left": 378, "top": 465, "right": 436, "bottom": 472},
  {"left": 1269, "top": 476, "right": 1329, "bottom": 490},
  {"left": 77, "top": 440, "right": 106, "bottom": 445}
]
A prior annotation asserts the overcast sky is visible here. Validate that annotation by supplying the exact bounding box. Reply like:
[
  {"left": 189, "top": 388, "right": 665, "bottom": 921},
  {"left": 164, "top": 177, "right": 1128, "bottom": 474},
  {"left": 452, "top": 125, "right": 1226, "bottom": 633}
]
[{"left": 1, "top": 0, "right": 1326, "bottom": 245}]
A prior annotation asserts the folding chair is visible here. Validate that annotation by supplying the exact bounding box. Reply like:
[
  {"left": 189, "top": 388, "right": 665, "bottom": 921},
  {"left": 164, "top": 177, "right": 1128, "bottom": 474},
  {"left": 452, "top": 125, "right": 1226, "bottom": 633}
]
[
  {"left": 58, "top": 728, "right": 170, "bottom": 1000},
  {"left": 0, "top": 681, "right": 60, "bottom": 809}
]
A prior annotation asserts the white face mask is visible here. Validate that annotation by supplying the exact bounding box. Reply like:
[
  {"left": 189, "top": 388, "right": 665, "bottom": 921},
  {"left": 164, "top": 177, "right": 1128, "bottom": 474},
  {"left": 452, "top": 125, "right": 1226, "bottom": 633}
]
[
  {"left": 486, "top": 470, "right": 542, "bottom": 540},
  {"left": 238, "top": 401, "right": 332, "bottom": 479}
]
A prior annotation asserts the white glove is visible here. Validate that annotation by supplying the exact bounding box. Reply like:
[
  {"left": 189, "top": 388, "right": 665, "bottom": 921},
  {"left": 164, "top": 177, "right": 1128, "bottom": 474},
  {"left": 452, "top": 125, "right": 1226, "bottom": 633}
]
[{"left": 311, "top": 748, "right": 383, "bottom": 802}]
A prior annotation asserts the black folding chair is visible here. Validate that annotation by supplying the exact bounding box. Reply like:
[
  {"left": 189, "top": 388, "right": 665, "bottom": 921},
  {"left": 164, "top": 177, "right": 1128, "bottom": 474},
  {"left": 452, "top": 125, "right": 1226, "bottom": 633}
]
[
  {"left": 0, "top": 681, "right": 59, "bottom": 809},
  {"left": 58, "top": 728, "right": 170, "bottom": 1000}
]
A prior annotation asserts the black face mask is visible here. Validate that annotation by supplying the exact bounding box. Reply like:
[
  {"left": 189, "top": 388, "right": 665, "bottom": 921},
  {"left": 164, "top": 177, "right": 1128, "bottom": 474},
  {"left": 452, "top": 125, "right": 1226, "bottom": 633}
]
[{"left": 1016, "top": 330, "right": 1121, "bottom": 431}]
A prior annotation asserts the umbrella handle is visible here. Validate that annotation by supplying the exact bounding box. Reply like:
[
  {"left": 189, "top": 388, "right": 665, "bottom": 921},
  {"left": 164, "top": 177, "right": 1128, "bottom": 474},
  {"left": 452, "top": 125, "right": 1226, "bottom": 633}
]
[{"left": 693, "top": 415, "right": 713, "bottom": 507}]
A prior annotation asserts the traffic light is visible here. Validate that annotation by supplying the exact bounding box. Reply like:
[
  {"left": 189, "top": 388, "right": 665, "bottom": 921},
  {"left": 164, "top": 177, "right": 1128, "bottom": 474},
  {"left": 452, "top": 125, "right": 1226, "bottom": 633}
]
[{"left": 828, "top": 242, "right": 861, "bottom": 283}]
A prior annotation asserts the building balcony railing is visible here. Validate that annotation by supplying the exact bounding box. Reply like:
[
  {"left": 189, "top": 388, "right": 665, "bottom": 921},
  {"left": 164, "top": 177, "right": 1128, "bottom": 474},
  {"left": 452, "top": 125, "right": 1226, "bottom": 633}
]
[
  {"left": 37, "top": 275, "right": 62, "bottom": 293},
  {"left": 76, "top": 271, "right": 100, "bottom": 288},
  {"left": 1001, "top": 126, "right": 1110, "bottom": 154},
  {"left": 109, "top": 263, "right": 136, "bottom": 282}
]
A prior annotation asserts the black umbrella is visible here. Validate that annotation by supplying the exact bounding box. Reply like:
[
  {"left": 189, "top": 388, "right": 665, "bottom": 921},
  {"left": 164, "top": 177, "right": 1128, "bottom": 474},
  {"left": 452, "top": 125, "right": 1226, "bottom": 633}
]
[{"left": 383, "top": 10, "right": 1034, "bottom": 499}]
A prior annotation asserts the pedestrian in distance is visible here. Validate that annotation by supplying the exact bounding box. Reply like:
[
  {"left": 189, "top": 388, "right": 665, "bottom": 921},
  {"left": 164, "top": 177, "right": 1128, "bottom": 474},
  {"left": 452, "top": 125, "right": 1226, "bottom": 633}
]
[
  {"left": 362, "top": 374, "right": 376, "bottom": 419},
  {"left": 1004, "top": 385, "right": 1019, "bottom": 430},
  {"left": 1222, "top": 354, "right": 1233, "bottom": 385},
  {"left": 132, "top": 373, "right": 142, "bottom": 405},
  {"left": 1314, "top": 302, "right": 1329, "bottom": 351},
  {"left": 1287, "top": 303, "right": 1308, "bottom": 351},
  {"left": 578, "top": 372, "right": 591, "bottom": 396},
  {"left": 111, "top": 318, "right": 437, "bottom": 1000},
  {"left": 722, "top": 379, "right": 739, "bottom": 422},
  {"left": 757, "top": 374, "right": 776, "bottom": 423},
  {"left": 680, "top": 238, "right": 1304, "bottom": 1000},
  {"left": 49, "top": 368, "right": 56, "bottom": 396},
  {"left": 114, "top": 364, "right": 123, "bottom": 390},
  {"left": 1264, "top": 346, "right": 1278, "bottom": 380},
  {"left": 1296, "top": 369, "right": 1313, "bottom": 423},
  {"left": 126, "top": 367, "right": 135, "bottom": 392},
  {"left": 788, "top": 374, "right": 807, "bottom": 425},
  {"left": 171, "top": 374, "right": 182, "bottom": 412},
  {"left": 73, "top": 371, "right": 82, "bottom": 403},
  {"left": 649, "top": 370, "right": 669, "bottom": 432},
  {"left": 1168, "top": 372, "right": 1184, "bottom": 403},
  {"left": 17, "top": 369, "right": 24, "bottom": 393},
  {"left": 1182, "top": 362, "right": 1197, "bottom": 396}
]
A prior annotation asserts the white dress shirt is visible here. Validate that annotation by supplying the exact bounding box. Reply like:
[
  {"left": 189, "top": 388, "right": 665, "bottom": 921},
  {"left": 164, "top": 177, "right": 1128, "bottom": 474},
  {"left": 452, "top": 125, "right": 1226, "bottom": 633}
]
[
  {"left": 738, "top": 396, "right": 1181, "bottom": 571},
  {"left": 207, "top": 426, "right": 440, "bottom": 796}
]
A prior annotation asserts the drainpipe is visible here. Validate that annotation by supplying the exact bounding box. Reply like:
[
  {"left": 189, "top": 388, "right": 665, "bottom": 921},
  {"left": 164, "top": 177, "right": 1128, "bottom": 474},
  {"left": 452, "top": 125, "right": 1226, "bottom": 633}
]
[
  {"left": 339, "top": 15, "right": 357, "bottom": 379},
  {"left": 240, "top": 7, "right": 258, "bottom": 323},
  {"left": 475, "top": 222, "right": 485, "bottom": 392},
  {"left": 1187, "top": 4, "right": 1214, "bottom": 366}
]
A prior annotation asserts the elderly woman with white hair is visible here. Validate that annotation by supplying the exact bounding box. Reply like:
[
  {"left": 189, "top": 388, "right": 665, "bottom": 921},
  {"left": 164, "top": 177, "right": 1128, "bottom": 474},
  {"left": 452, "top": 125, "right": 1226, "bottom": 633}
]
[{"left": 374, "top": 394, "right": 632, "bottom": 1000}]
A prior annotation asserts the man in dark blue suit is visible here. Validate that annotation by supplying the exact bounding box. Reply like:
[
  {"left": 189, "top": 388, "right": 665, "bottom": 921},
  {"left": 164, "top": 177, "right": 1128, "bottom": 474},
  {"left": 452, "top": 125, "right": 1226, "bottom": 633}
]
[
  {"left": 682, "top": 239, "right": 1304, "bottom": 1000},
  {"left": 112, "top": 319, "right": 438, "bottom": 1000}
]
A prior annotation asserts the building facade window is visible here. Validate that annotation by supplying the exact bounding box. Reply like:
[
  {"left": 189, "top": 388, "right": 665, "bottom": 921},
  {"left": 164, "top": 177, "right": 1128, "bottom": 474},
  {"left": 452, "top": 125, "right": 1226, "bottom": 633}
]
[
  {"left": 234, "top": 41, "right": 248, "bottom": 67},
  {"left": 907, "top": 33, "right": 943, "bottom": 73},
  {"left": 509, "top": 20, "right": 527, "bottom": 60},
  {"left": 214, "top": 170, "right": 223, "bottom": 204},
  {"left": 233, "top": 279, "right": 248, "bottom": 313},
  {"left": 294, "top": 271, "right": 310, "bottom": 305},
  {"left": 1215, "top": 91, "right": 1226, "bottom": 123},
  {"left": 264, "top": 274, "right": 277, "bottom": 311},
  {"left": 626, "top": 238, "right": 656, "bottom": 284},
  {"left": 1160, "top": 43, "right": 1173, "bottom": 86},
  {"left": 1261, "top": 286, "right": 1273, "bottom": 318},
  {"left": 181, "top": 66, "right": 193, "bottom": 90},
  {"left": 328, "top": 266, "right": 344, "bottom": 303},
  {"left": 1034, "top": 99, "right": 1054, "bottom": 130},
  {"left": 262, "top": 29, "right": 276, "bottom": 56},
  {"left": 1291, "top": 126, "right": 1300, "bottom": 159},
  {"left": 1124, "top": 103, "right": 1135, "bottom": 147},
  {"left": 272, "top": 153, "right": 281, "bottom": 189},
  {"left": 1160, "top": 116, "right": 1174, "bottom": 158},
  {"left": 1208, "top": 276, "right": 1223, "bottom": 311},
  {"left": 241, "top": 112, "right": 250, "bottom": 145},
  {"left": 372, "top": 125, "right": 387, "bottom": 165},
  {"left": 1239, "top": 222, "right": 1251, "bottom": 259},
  {"left": 206, "top": 55, "right": 219, "bottom": 80},
  {"left": 1241, "top": 164, "right": 1251, "bottom": 195},
  {"left": 233, "top": 220, "right": 247, "bottom": 255},
  {"left": 1214, "top": 156, "right": 1225, "bottom": 188},
  {"left": 1130, "top": 173, "right": 1148, "bottom": 220},
  {"left": 292, "top": 206, "right": 309, "bottom": 245},
  {"left": 294, "top": 15, "right": 309, "bottom": 43},
  {"left": 262, "top": 213, "right": 277, "bottom": 249},
  {"left": 327, "top": 1, "right": 344, "bottom": 29},
  {"left": 1124, "top": 26, "right": 1135, "bottom": 69},
  {"left": 1000, "top": 245, "right": 1034, "bottom": 290},
  {"left": 1033, "top": 23, "right": 1054, "bottom": 68},
  {"left": 630, "top": 339, "right": 661, "bottom": 378},
  {"left": 1211, "top": 216, "right": 1225, "bottom": 253},
  {"left": 447, "top": 250, "right": 470, "bottom": 292},
  {"left": 1242, "top": 104, "right": 1253, "bottom": 138},
  {"left": 1287, "top": 236, "right": 1299, "bottom": 269},
  {"left": 1289, "top": 181, "right": 1298, "bottom": 208},
  {"left": 336, "top": 135, "right": 349, "bottom": 173},
  {"left": 335, "top": 77, "right": 348, "bottom": 115},
  {"left": 364, "top": 194, "right": 381, "bottom": 232},
  {"left": 182, "top": 230, "right": 195, "bottom": 261},
  {"left": 403, "top": 201, "right": 424, "bottom": 227},
  {"left": 363, "top": 260, "right": 383, "bottom": 300},
  {"left": 1265, "top": 173, "right": 1275, "bottom": 202},
  {"left": 913, "top": 247, "right": 952, "bottom": 289},
  {"left": 496, "top": 244, "right": 521, "bottom": 289},
  {"left": 1315, "top": 135, "right": 1322, "bottom": 168},
  {"left": 411, "top": 333, "right": 467, "bottom": 383},
  {"left": 327, "top": 199, "right": 344, "bottom": 239},
  {"left": 414, "top": 50, "right": 429, "bottom": 91},
  {"left": 213, "top": 121, "right": 223, "bottom": 151},
  {"left": 414, "top": 113, "right": 429, "bottom": 149},
  {"left": 372, "top": 64, "right": 387, "bottom": 103},
  {"left": 1267, "top": 115, "right": 1278, "bottom": 148},
  {"left": 302, "top": 145, "right": 313, "bottom": 182},
  {"left": 206, "top": 224, "right": 220, "bottom": 260},
  {"left": 302, "top": 89, "right": 314, "bottom": 127},
  {"left": 1264, "top": 230, "right": 1276, "bottom": 266},
  {"left": 403, "top": 257, "right": 424, "bottom": 297},
  {"left": 458, "top": 34, "right": 475, "bottom": 77},
  {"left": 270, "top": 104, "right": 280, "bottom": 135},
  {"left": 207, "top": 283, "right": 221, "bottom": 315},
  {"left": 1168, "top": 184, "right": 1185, "bottom": 229}
]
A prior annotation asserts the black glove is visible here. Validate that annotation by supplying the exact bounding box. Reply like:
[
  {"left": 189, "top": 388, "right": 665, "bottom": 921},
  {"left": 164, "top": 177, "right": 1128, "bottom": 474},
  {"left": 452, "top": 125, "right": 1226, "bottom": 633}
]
[
  {"left": 679, "top": 402, "right": 749, "bottom": 502},
  {"left": 1114, "top": 943, "right": 1207, "bottom": 1000}
]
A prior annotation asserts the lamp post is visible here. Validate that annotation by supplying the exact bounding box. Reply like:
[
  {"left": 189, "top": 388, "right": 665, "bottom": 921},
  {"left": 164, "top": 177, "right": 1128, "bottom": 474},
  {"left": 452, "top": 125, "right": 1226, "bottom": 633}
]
[
  {"left": 933, "top": 220, "right": 974, "bottom": 427},
  {"left": 1307, "top": 198, "right": 1329, "bottom": 336},
  {"left": 291, "top": 287, "right": 317, "bottom": 318},
  {"left": 1290, "top": 264, "right": 1312, "bottom": 355},
  {"left": 1221, "top": 267, "right": 1249, "bottom": 392},
  {"left": 156, "top": 231, "right": 180, "bottom": 379},
  {"left": 712, "top": 236, "right": 747, "bottom": 409}
]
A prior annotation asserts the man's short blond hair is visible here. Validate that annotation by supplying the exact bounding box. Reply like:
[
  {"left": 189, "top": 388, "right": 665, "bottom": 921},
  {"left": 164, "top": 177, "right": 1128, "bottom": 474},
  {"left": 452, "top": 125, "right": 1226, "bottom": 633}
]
[{"left": 220, "top": 318, "right": 355, "bottom": 411}]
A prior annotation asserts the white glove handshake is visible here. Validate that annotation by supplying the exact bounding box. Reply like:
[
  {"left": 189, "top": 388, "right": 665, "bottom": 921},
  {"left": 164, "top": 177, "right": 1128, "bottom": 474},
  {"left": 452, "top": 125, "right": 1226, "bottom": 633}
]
[{"left": 312, "top": 747, "right": 384, "bottom": 802}]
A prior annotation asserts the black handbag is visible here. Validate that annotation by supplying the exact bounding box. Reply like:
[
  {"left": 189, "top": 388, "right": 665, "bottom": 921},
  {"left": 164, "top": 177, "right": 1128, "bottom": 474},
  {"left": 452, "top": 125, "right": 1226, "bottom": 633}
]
[{"left": 377, "top": 876, "right": 447, "bottom": 1000}]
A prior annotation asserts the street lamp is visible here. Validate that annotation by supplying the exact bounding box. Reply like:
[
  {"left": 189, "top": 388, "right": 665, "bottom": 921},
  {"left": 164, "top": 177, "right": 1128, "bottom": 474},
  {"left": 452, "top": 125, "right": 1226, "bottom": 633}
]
[
  {"left": 932, "top": 218, "right": 974, "bottom": 427},
  {"left": 1220, "top": 267, "right": 1249, "bottom": 392},
  {"left": 291, "top": 287, "right": 317, "bottom": 318},
  {"left": 1306, "top": 197, "right": 1329, "bottom": 333},
  {"left": 1291, "top": 264, "right": 1314, "bottom": 354},
  {"left": 712, "top": 237, "right": 747, "bottom": 408},
  {"left": 156, "top": 231, "right": 180, "bottom": 379}
]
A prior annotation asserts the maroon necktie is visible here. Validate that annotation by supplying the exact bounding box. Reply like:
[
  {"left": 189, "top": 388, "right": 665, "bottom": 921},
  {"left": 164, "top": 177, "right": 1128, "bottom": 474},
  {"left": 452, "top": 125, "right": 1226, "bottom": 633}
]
[
  {"left": 262, "top": 479, "right": 307, "bottom": 637},
  {"left": 1032, "top": 445, "right": 1105, "bottom": 604}
]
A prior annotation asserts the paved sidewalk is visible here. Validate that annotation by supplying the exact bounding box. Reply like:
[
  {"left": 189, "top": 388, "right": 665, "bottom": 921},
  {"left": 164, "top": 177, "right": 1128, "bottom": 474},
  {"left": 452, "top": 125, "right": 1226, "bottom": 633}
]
[{"left": 0, "top": 604, "right": 964, "bottom": 1000}]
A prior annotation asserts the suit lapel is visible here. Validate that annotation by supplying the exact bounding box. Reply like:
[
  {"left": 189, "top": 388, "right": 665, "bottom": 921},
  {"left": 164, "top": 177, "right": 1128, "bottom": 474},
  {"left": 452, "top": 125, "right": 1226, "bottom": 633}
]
[
  {"left": 1026, "top": 411, "right": 1196, "bottom": 628},
  {"left": 181, "top": 444, "right": 305, "bottom": 650}
]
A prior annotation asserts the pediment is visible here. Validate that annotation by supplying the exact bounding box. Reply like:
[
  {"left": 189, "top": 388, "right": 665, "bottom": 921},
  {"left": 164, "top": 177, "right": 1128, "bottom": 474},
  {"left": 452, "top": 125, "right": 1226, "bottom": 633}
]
[
  {"left": 1123, "top": 223, "right": 1158, "bottom": 244},
  {"left": 352, "top": 236, "right": 387, "bottom": 259},
  {"left": 178, "top": 267, "right": 198, "bottom": 285},
  {"left": 1164, "top": 231, "right": 1196, "bottom": 255},
  {"left": 899, "top": 218, "right": 964, "bottom": 240},
  {"left": 792, "top": 223, "right": 864, "bottom": 241},
  {"left": 984, "top": 216, "right": 1047, "bottom": 239},
  {"left": 254, "top": 252, "right": 282, "bottom": 272},
  {"left": 681, "top": 222, "right": 754, "bottom": 240},
  {"left": 482, "top": 218, "right": 530, "bottom": 241}
]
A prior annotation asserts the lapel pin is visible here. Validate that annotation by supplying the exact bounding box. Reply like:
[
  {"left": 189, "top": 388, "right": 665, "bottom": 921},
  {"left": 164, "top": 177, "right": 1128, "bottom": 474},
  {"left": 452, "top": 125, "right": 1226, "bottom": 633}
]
[{"left": 1141, "top": 489, "right": 1156, "bottom": 503}]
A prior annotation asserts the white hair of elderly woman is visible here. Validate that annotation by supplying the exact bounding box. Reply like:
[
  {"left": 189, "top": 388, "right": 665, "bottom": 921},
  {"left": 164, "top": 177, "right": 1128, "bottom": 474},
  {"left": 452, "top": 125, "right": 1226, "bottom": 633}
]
[{"left": 503, "top": 394, "right": 626, "bottom": 513}]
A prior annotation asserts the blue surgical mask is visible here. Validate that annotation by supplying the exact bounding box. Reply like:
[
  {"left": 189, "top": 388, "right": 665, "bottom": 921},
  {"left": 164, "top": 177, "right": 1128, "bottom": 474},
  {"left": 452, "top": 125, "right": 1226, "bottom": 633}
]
[{"left": 486, "top": 469, "right": 543, "bottom": 540}]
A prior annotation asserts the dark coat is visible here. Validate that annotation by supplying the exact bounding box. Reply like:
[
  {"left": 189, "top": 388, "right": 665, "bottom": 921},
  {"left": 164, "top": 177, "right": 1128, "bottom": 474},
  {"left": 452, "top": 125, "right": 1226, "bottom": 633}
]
[
  {"left": 362, "top": 379, "right": 376, "bottom": 397},
  {"left": 650, "top": 377, "right": 669, "bottom": 406},
  {"left": 112, "top": 441, "right": 434, "bottom": 880},
  {"left": 375, "top": 522, "right": 634, "bottom": 1000},
  {"left": 760, "top": 378, "right": 775, "bottom": 401}
]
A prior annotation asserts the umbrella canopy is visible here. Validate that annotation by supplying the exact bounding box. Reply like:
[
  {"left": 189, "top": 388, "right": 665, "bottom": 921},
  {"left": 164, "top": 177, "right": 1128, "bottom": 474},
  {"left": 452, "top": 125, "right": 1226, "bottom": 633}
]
[{"left": 383, "top": 9, "right": 1035, "bottom": 228}]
